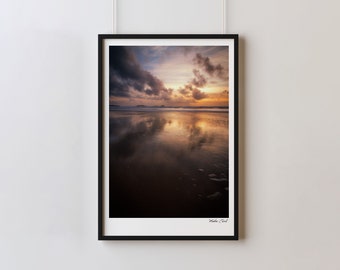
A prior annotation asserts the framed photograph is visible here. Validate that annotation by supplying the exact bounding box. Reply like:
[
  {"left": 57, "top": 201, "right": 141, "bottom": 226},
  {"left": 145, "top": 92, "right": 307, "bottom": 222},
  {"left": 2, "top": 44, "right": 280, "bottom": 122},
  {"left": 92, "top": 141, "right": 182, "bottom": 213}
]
[{"left": 98, "top": 34, "right": 238, "bottom": 240}]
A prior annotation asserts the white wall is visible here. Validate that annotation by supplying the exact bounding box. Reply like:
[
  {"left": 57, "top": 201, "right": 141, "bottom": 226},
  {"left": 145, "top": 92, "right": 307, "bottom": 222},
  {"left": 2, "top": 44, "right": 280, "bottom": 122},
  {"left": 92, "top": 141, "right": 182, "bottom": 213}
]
[{"left": 1, "top": 0, "right": 340, "bottom": 269}]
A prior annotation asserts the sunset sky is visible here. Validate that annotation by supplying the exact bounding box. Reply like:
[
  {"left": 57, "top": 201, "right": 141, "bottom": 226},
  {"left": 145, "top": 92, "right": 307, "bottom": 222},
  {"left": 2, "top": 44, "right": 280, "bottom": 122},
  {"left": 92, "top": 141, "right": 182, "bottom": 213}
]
[{"left": 109, "top": 46, "right": 229, "bottom": 107}]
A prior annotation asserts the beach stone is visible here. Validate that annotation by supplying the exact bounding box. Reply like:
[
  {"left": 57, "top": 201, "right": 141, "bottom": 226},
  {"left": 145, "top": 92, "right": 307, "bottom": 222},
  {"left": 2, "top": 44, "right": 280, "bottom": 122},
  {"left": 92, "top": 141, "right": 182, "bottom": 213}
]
[
  {"left": 206, "top": 192, "right": 222, "bottom": 200},
  {"left": 198, "top": 168, "right": 204, "bottom": 172},
  {"left": 208, "top": 173, "right": 217, "bottom": 177},
  {"left": 209, "top": 177, "right": 228, "bottom": 182}
]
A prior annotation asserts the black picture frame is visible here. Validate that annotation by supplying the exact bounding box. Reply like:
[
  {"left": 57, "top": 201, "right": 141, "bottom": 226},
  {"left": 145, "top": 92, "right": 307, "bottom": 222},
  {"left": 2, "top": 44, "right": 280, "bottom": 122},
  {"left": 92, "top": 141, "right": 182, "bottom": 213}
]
[{"left": 99, "top": 34, "right": 238, "bottom": 240}]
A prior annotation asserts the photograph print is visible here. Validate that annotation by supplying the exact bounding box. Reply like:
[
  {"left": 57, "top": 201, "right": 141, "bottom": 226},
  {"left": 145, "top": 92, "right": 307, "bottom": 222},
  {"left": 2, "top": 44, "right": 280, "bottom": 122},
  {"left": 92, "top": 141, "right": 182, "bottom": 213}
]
[{"left": 99, "top": 35, "right": 238, "bottom": 240}]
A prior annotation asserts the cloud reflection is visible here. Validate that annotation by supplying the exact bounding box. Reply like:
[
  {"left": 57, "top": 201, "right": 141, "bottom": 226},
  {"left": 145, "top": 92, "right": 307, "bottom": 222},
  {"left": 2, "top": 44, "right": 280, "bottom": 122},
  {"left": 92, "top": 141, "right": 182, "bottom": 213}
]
[{"left": 110, "top": 114, "right": 167, "bottom": 159}]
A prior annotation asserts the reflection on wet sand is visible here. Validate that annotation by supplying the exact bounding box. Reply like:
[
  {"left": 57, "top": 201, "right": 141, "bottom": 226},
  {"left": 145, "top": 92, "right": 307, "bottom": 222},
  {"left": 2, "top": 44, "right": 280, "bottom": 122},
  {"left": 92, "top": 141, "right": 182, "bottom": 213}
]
[{"left": 109, "top": 111, "right": 229, "bottom": 218}]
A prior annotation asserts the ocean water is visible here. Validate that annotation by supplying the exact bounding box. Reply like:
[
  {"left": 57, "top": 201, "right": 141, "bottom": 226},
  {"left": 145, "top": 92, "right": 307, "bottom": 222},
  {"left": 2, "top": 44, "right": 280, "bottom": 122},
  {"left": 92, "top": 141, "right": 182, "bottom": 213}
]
[{"left": 109, "top": 109, "right": 229, "bottom": 218}]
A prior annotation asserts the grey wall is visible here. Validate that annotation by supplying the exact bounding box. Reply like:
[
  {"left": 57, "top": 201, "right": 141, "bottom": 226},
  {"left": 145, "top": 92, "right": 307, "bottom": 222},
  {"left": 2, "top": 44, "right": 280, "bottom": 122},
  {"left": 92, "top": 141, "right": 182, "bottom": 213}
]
[{"left": 1, "top": 0, "right": 339, "bottom": 269}]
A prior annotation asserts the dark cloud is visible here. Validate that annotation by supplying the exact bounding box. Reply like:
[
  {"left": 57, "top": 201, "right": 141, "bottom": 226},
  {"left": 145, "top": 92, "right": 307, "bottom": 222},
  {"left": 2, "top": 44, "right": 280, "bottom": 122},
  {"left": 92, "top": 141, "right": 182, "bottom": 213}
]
[
  {"left": 159, "top": 88, "right": 173, "bottom": 101},
  {"left": 177, "top": 68, "right": 210, "bottom": 101},
  {"left": 193, "top": 53, "right": 225, "bottom": 79},
  {"left": 192, "top": 88, "right": 207, "bottom": 100},
  {"left": 178, "top": 84, "right": 207, "bottom": 100},
  {"left": 109, "top": 47, "right": 219, "bottom": 104},
  {"left": 191, "top": 69, "right": 207, "bottom": 87},
  {"left": 178, "top": 86, "right": 191, "bottom": 97},
  {"left": 109, "top": 46, "right": 170, "bottom": 98}
]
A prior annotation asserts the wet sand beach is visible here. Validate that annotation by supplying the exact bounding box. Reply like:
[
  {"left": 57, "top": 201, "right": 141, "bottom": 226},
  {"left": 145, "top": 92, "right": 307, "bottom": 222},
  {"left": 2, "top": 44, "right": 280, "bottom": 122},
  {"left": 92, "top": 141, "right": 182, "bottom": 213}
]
[{"left": 109, "top": 110, "right": 229, "bottom": 218}]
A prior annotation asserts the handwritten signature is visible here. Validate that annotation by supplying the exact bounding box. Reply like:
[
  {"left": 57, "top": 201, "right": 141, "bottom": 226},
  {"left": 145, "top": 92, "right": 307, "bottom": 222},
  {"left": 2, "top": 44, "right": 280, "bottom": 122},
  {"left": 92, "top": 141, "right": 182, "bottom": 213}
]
[{"left": 209, "top": 218, "right": 228, "bottom": 223}]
